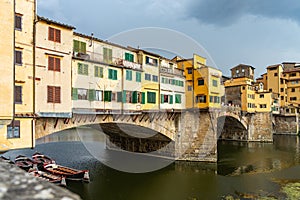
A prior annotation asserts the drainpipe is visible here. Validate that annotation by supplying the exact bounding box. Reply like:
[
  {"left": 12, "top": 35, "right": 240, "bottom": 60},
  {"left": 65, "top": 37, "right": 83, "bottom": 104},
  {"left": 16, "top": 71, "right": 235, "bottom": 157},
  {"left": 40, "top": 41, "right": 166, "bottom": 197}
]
[
  {"left": 158, "top": 58, "right": 161, "bottom": 112},
  {"left": 31, "top": 0, "right": 37, "bottom": 149},
  {"left": 12, "top": 0, "right": 16, "bottom": 129},
  {"left": 121, "top": 67, "right": 124, "bottom": 114}
]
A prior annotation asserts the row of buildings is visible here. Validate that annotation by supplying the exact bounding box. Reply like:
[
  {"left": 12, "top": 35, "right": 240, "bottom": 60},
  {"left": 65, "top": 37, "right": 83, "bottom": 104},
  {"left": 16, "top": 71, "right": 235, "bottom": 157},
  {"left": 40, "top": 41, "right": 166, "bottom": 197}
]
[
  {"left": 1, "top": 0, "right": 299, "bottom": 150},
  {"left": 0, "top": 0, "right": 224, "bottom": 150}
]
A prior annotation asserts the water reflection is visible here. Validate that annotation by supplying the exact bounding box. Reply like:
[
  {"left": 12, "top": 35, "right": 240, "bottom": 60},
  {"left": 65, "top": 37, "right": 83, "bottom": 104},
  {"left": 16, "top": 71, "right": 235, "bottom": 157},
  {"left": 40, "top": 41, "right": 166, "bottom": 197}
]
[{"left": 3, "top": 128, "right": 300, "bottom": 200}]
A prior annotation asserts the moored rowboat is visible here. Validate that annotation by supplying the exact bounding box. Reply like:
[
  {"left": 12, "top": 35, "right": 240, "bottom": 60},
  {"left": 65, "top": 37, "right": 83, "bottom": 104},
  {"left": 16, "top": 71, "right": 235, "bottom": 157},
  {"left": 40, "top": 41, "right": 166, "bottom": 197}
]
[
  {"left": 32, "top": 152, "right": 55, "bottom": 165},
  {"left": 14, "top": 155, "right": 36, "bottom": 172},
  {"left": 43, "top": 163, "right": 90, "bottom": 182},
  {"left": 29, "top": 170, "right": 66, "bottom": 186}
]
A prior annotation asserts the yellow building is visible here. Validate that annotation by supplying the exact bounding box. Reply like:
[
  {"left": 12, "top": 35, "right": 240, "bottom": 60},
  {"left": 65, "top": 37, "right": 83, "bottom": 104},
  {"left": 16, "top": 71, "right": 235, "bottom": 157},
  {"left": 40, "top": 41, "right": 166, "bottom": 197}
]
[
  {"left": 0, "top": 0, "right": 36, "bottom": 151},
  {"left": 176, "top": 54, "right": 223, "bottom": 109},
  {"left": 35, "top": 16, "right": 74, "bottom": 118},
  {"left": 129, "top": 48, "right": 160, "bottom": 111}
]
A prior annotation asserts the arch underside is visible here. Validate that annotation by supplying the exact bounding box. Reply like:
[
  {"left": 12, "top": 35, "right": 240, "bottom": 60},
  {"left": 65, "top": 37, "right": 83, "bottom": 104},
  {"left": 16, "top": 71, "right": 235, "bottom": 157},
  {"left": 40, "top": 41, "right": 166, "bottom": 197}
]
[{"left": 217, "top": 116, "right": 248, "bottom": 141}]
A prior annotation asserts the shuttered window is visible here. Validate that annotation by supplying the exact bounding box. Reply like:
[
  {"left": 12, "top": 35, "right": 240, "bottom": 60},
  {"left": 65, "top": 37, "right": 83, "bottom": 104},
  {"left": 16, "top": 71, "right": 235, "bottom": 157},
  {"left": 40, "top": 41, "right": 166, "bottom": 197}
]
[
  {"left": 15, "top": 15, "right": 22, "bottom": 30},
  {"left": 103, "top": 47, "right": 112, "bottom": 64},
  {"left": 136, "top": 72, "right": 141, "bottom": 82},
  {"left": 48, "top": 27, "right": 61, "bottom": 43},
  {"left": 126, "top": 70, "right": 132, "bottom": 81},
  {"left": 72, "top": 88, "right": 78, "bottom": 100},
  {"left": 125, "top": 52, "right": 134, "bottom": 62},
  {"left": 108, "top": 69, "right": 117, "bottom": 80},
  {"left": 47, "top": 86, "right": 61, "bottom": 103},
  {"left": 15, "top": 50, "right": 22, "bottom": 65},
  {"left": 15, "top": 86, "right": 22, "bottom": 104},
  {"left": 147, "top": 92, "right": 156, "bottom": 104},
  {"left": 104, "top": 91, "right": 112, "bottom": 102},
  {"left": 78, "top": 63, "right": 89, "bottom": 75},
  {"left": 48, "top": 56, "right": 61, "bottom": 72},
  {"left": 141, "top": 92, "right": 145, "bottom": 104},
  {"left": 175, "top": 94, "right": 182, "bottom": 104},
  {"left": 94, "top": 66, "right": 103, "bottom": 78},
  {"left": 73, "top": 40, "right": 86, "bottom": 53}
]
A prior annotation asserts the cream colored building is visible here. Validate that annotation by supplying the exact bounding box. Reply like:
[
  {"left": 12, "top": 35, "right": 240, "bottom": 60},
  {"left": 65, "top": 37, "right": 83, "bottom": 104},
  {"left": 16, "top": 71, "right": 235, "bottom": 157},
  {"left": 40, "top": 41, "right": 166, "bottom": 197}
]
[
  {"left": 0, "top": 0, "right": 35, "bottom": 151},
  {"left": 160, "top": 58, "right": 185, "bottom": 111},
  {"left": 35, "top": 16, "right": 74, "bottom": 118},
  {"left": 72, "top": 33, "right": 143, "bottom": 114}
]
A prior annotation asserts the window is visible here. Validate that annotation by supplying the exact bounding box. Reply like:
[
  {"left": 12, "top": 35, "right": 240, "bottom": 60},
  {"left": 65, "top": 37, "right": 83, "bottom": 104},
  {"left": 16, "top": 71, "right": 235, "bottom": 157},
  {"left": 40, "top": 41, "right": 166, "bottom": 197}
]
[
  {"left": 198, "top": 79, "right": 204, "bottom": 86},
  {"left": 291, "top": 88, "right": 296, "bottom": 92},
  {"left": 274, "top": 73, "right": 278, "bottom": 77},
  {"left": 236, "top": 69, "right": 239, "bottom": 73},
  {"left": 196, "top": 95, "right": 206, "bottom": 103},
  {"left": 260, "top": 94, "right": 264, "bottom": 98},
  {"left": 136, "top": 72, "right": 141, "bottom": 82},
  {"left": 281, "top": 88, "right": 284, "bottom": 92},
  {"left": 15, "top": 14, "right": 22, "bottom": 30},
  {"left": 175, "top": 94, "right": 182, "bottom": 104},
  {"left": 188, "top": 69, "right": 192, "bottom": 74},
  {"left": 108, "top": 69, "right": 118, "bottom": 80},
  {"left": 103, "top": 48, "right": 112, "bottom": 64},
  {"left": 152, "top": 75, "right": 158, "bottom": 82},
  {"left": 77, "top": 88, "right": 87, "bottom": 100},
  {"left": 125, "top": 52, "right": 134, "bottom": 62},
  {"left": 212, "top": 80, "right": 218, "bottom": 87},
  {"left": 15, "top": 50, "right": 22, "bottom": 65},
  {"left": 73, "top": 40, "right": 86, "bottom": 54},
  {"left": 260, "top": 104, "right": 267, "bottom": 108},
  {"left": 126, "top": 70, "right": 133, "bottom": 81},
  {"left": 78, "top": 63, "right": 89, "bottom": 75},
  {"left": 95, "top": 90, "right": 103, "bottom": 101},
  {"left": 242, "top": 86, "right": 245, "bottom": 90},
  {"left": 147, "top": 92, "right": 156, "bottom": 104},
  {"left": 281, "top": 96, "right": 284, "bottom": 100},
  {"left": 161, "top": 94, "right": 173, "bottom": 104},
  {"left": 15, "top": 86, "right": 22, "bottom": 104},
  {"left": 47, "top": 86, "right": 61, "bottom": 103},
  {"left": 94, "top": 66, "right": 103, "bottom": 78},
  {"left": 188, "top": 86, "right": 192, "bottom": 91},
  {"left": 290, "top": 73, "right": 297, "bottom": 77},
  {"left": 281, "top": 79, "right": 284, "bottom": 84},
  {"left": 145, "top": 73, "right": 151, "bottom": 81},
  {"left": 210, "top": 96, "right": 213, "bottom": 103},
  {"left": 269, "top": 89, "right": 272, "bottom": 92},
  {"left": 290, "top": 97, "right": 297, "bottom": 101},
  {"left": 104, "top": 91, "right": 112, "bottom": 102},
  {"left": 242, "top": 69, "right": 245, "bottom": 73},
  {"left": 48, "top": 27, "right": 61, "bottom": 43},
  {"left": 48, "top": 56, "right": 61, "bottom": 72},
  {"left": 7, "top": 120, "right": 20, "bottom": 139},
  {"left": 291, "top": 81, "right": 299, "bottom": 85},
  {"left": 145, "top": 56, "right": 158, "bottom": 66}
]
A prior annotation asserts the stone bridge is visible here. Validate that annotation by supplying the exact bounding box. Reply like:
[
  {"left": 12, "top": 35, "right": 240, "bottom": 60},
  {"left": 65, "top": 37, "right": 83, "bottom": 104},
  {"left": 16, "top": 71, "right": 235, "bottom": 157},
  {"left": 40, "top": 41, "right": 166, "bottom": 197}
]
[{"left": 35, "top": 107, "right": 274, "bottom": 162}]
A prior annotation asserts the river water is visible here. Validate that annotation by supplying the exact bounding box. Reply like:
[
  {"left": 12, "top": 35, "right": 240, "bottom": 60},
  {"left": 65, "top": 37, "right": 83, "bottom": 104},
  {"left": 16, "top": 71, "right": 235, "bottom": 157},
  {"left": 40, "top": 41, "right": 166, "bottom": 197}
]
[{"left": 3, "top": 127, "right": 300, "bottom": 200}]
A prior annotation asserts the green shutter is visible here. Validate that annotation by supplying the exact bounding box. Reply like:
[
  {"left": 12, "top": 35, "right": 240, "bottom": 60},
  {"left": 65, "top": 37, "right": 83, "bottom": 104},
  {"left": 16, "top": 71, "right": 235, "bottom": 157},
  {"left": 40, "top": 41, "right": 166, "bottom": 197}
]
[
  {"left": 108, "top": 49, "right": 112, "bottom": 63},
  {"left": 125, "top": 53, "right": 129, "bottom": 61},
  {"left": 84, "top": 64, "right": 88, "bottom": 75},
  {"left": 88, "top": 89, "right": 95, "bottom": 101},
  {"left": 73, "top": 40, "right": 80, "bottom": 52},
  {"left": 136, "top": 72, "right": 141, "bottom": 82},
  {"left": 78, "top": 63, "right": 82, "bottom": 74},
  {"left": 72, "top": 88, "right": 78, "bottom": 100},
  {"left": 117, "top": 92, "right": 122, "bottom": 102},
  {"left": 175, "top": 94, "right": 181, "bottom": 103},
  {"left": 113, "top": 70, "right": 118, "bottom": 80},
  {"left": 81, "top": 42, "right": 86, "bottom": 54},
  {"left": 169, "top": 95, "right": 173, "bottom": 104},
  {"left": 132, "top": 91, "right": 138, "bottom": 104},
  {"left": 161, "top": 94, "right": 164, "bottom": 104},
  {"left": 108, "top": 69, "right": 112, "bottom": 79},
  {"left": 94, "top": 66, "right": 98, "bottom": 77},
  {"left": 104, "top": 91, "right": 112, "bottom": 102},
  {"left": 141, "top": 92, "right": 145, "bottom": 104},
  {"left": 122, "top": 91, "right": 127, "bottom": 103}
]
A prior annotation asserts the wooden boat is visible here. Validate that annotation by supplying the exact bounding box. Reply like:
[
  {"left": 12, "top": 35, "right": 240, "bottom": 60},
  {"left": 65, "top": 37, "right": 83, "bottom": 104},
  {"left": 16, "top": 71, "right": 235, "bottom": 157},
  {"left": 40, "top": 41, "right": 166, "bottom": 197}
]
[
  {"left": 29, "top": 170, "right": 66, "bottom": 186},
  {"left": 32, "top": 152, "right": 55, "bottom": 165},
  {"left": 43, "top": 163, "right": 90, "bottom": 182},
  {"left": 14, "top": 155, "right": 36, "bottom": 172},
  {"left": 0, "top": 156, "right": 14, "bottom": 164}
]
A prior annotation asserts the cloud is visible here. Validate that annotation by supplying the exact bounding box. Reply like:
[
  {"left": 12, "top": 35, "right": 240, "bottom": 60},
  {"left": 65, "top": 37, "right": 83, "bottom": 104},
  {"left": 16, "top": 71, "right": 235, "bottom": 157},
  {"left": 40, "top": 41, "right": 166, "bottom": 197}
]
[{"left": 187, "top": 0, "right": 300, "bottom": 26}]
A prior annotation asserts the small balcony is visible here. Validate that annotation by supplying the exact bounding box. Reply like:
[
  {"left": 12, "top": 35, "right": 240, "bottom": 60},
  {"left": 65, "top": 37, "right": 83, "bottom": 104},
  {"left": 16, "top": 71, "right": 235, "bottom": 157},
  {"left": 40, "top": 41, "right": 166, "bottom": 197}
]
[
  {"left": 160, "top": 67, "right": 184, "bottom": 76},
  {"left": 73, "top": 52, "right": 90, "bottom": 60},
  {"left": 116, "top": 59, "right": 142, "bottom": 70}
]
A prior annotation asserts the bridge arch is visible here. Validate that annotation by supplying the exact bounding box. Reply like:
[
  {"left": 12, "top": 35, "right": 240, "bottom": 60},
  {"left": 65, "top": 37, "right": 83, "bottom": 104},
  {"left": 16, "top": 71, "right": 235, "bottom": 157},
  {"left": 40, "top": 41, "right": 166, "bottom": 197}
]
[{"left": 217, "top": 115, "right": 248, "bottom": 141}]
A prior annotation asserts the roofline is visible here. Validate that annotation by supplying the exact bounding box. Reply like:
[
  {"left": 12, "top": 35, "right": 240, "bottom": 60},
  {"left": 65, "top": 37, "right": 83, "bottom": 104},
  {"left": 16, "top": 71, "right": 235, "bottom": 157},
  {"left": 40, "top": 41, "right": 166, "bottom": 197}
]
[
  {"left": 230, "top": 64, "right": 256, "bottom": 70},
  {"left": 37, "top": 16, "right": 76, "bottom": 30}
]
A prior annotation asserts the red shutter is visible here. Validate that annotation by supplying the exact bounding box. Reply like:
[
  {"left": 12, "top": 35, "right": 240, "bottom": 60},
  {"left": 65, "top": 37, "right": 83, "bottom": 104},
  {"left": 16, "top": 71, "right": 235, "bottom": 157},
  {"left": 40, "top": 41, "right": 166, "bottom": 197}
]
[
  {"left": 55, "top": 58, "right": 61, "bottom": 71},
  {"left": 48, "top": 27, "right": 54, "bottom": 41},
  {"left": 47, "top": 86, "right": 54, "bottom": 103},
  {"left": 48, "top": 56, "right": 54, "bottom": 70},
  {"left": 54, "top": 87, "right": 61, "bottom": 103},
  {"left": 55, "top": 29, "right": 61, "bottom": 43}
]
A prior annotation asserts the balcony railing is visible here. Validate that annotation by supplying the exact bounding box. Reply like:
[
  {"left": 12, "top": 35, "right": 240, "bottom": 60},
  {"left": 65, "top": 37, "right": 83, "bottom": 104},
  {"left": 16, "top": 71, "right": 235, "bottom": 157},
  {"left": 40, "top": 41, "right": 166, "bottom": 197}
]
[
  {"left": 160, "top": 67, "right": 184, "bottom": 76},
  {"left": 116, "top": 59, "right": 142, "bottom": 70}
]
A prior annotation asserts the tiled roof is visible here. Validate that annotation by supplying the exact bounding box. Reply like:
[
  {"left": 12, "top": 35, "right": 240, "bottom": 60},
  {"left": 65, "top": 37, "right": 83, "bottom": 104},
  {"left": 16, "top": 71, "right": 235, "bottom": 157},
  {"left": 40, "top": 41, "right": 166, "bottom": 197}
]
[
  {"left": 267, "top": 64, "right": 281, "bottom": 69},
  {"left": 37, "top": 16, "right": 76, "bottom": 30}
]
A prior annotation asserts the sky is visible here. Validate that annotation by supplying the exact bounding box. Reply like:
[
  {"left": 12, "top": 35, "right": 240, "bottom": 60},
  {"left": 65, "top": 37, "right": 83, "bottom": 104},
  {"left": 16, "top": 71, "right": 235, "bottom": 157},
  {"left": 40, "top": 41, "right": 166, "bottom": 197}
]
[{"left": 38, "top": 0, "right": 300, "bottom": 77}]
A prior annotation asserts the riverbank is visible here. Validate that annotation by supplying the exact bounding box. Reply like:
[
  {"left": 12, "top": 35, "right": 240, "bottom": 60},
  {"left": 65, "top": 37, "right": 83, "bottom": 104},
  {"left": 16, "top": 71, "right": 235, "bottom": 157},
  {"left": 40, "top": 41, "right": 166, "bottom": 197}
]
[{"left": 0, "top": 159, "right": 81, "bottom": 200}]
